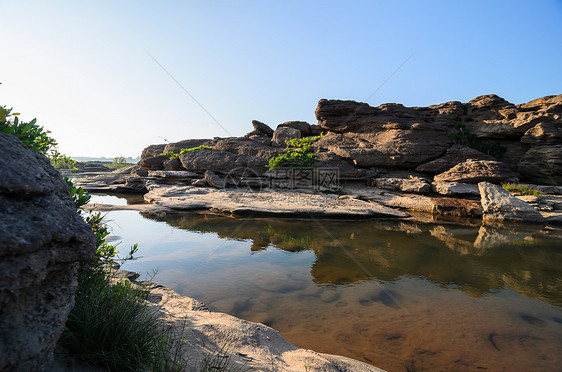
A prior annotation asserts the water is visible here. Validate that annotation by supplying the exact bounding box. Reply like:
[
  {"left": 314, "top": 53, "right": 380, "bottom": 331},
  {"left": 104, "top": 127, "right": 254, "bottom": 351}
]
[{"left": 95, "top": 195, "right": 562, "bottom": 371}]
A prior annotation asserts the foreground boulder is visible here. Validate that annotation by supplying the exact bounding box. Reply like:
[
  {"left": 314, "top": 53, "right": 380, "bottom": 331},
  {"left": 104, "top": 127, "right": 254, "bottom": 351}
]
[
  {"left": 0, "top": 133, "right": 95, "bottom": 371},
  {"left": 478, "top": 182, "right": 546, "bottom": 224}
]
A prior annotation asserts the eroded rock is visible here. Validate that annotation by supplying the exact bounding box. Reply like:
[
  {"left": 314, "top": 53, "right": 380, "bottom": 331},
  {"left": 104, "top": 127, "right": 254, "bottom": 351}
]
[
  {"left": 0, "top": 133, "right": 95, "bottom": 371},
  {"left": 478, "top": 181, "right": 545, "bottom": 224},
  {"left": 434, "top": 160, "right": 518, "bottom": 184}
]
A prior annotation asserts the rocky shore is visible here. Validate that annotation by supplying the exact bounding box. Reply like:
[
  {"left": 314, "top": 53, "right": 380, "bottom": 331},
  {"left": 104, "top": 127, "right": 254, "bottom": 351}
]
[{"left": 76, "top": 94, "right": 562, "bottom": 225}]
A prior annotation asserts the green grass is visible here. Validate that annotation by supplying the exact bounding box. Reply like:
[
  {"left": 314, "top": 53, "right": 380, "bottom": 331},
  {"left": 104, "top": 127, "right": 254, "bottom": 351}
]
[
  {"left": 106, "top": 162, "right": 133, "bottom": 168},
  {"left": 161, "top": 145, "right": 214, "bottom": 160},
  {"left": 502, "top": 183, "right": 542, "bottom": 197},
  {"left": 60, "top": 266, "right": 187, "bottom": 371}
]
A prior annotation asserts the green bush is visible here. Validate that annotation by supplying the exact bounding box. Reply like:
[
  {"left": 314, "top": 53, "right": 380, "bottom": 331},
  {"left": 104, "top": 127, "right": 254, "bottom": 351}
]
[
  {"left": 161, "top": 145, "right": 214, "bottom": 160},
  {"left": 448, "top": 122, "right": 506, "bottom": 158},
  {"left": 267, "top": 134, "right": 322, "bottom": 170}
]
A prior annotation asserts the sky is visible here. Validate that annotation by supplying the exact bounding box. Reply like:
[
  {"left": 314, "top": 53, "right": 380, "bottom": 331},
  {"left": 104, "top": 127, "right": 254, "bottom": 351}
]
[{"left": 1, "top": 0, "right": 561, "bottom": 158}]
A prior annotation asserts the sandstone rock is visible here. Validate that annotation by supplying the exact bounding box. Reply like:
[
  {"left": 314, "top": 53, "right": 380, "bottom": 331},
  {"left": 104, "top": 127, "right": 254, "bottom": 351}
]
[
  {"left": 272, "top": 127, "right": 301, "bottom": 147},
  {"left": 372, "top": 177, "right": 431, "bottom": 194},
  {"left": 518, "top": 145, "right": 562, "bottom": 185},
  {"left": 191, "top": 178, "right": 208, "bottom": 187},
  {"left": 434, "top": 160, "right": 518, "bottom": 184},
  {"left": 431, "top": 182, "right": 481, "bottom": 196},
  {"left": 315, "top": 130, "right": 450, "bottom": 168},
  {"left": 313, "top": 151, "right": 364, "bottom": 179},
  {"left": 416, "top": 145, "right": 495, "bottom": 174},
  {"left": 521, "top": 123, "right": 562, "bottom": 145},
  {"left": 251, "top": 120, "right": 274, "bottom": 137},
  {"left": 0, "top": 133, "right": 95, "bottom": 371},
  {"left": 278, "top": 121, "right": 312, "bottom": 136},
  {"left": 140, "top": 143, "right": 166, "bottom": 160},
  {"left": 148, "top": 170, "right": 199, "bottom": 180},
  {"left": 213, "top": 137, "right": 282, "bottom": 159},
  {"left": 138, "top": 155, "right": 169, "bottom": 170},
  {"left": 204, "top": 170, "right": 225, "bottom": 189},
  {"left": 161, "top": 158, "right": 182, "bottom": 171},
  {"left": 179, "top": 150, "right": 268, "bottom": 175},
  {"left": 163, "top": 139, "right": 214, "bottom": 154},
  {"left": 478, "top": 182, "right": 546, "bottom": 223}
]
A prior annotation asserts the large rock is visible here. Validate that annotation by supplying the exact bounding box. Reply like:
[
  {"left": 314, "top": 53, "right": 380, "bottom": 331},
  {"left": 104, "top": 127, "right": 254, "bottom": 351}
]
[
  {"left": 520, "top": 123, "right": 562, "bottom": 145},
  {"left": 138, "top": 154, "right": 169, "bottom": 170},
  {"left": 434, "top": 159, "right": 518, "bottom": 184},
  {"left": 278, "top": 121, "right": 312, "bottom": 136},
  {"left": 315, "top": 129, "right": 450, "bottom": 168},
  {"left": 518, "top": 145, "right": 562, "bottom": 185},
  {"left": 272, "top": 127, "right": 301, "bottom": 147},
  {"left": 478, "top": 181, "right": 546, "bottom": 224},
  {"left": 140, "top": 143, "right": 166, "bottom": 160},
  {"left": 0, "top": 133, "right": 95, "bottom": 371},
  {"left": 213, "top": 137, "right": 282, "bottom": 159},
  {"left": 163, "top": 139, "right": 214, "bottom": 154},
  {"left": 250, "top": 120, "right": 274, "bottom": 137},
  {"left": 179, "top": 149, "right": 268, "bottom": 175},
  {"left": 416, "top": 145, "right": 495, "bottom": 174},
  {"left": 372, "top": 176, "right": 431, "bottom": 194}
]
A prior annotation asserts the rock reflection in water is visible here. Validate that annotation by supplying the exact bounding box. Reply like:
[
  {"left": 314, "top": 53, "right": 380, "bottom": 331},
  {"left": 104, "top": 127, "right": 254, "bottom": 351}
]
[
  {"left": 136, "top": 211, "right": 562, "bottom": 371},
  {"left": 143, "top": 211, "right": 562, "bottom": 306}
]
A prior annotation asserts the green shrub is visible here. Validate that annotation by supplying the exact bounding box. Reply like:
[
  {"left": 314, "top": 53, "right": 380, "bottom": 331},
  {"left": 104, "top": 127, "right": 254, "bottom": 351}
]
[
  {"left": 502, "top": 183, "right": 542, "bottom": 197},
  {"left": 449, "top": 122, "right": 506, "bottom": 158},
  {"left": 267, "top": 134, "right": 322, "bottom": 170},
  {"left": 161, "top": 145, "right": 214, "bottom": 160}
]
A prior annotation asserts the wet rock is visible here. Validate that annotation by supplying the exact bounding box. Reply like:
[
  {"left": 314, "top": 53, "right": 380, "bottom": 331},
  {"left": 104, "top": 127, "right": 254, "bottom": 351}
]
[
  {"left": 434, "top": 160, "right": 518, "bottom": 184},
  {"left": 518, "top": 145, "right": 562, "bottom": 185},
  {"left": 478, "top": 182, "right": 546, "bottom": 224},
  {"left": 416, "top": 145, "right": 495, "bottom": 174},
  {"left": 0, "top": 133, "right": 95, "bottom": 371},
  {"left": 272, "top": 126, "right": 301, "bottom": 147}
]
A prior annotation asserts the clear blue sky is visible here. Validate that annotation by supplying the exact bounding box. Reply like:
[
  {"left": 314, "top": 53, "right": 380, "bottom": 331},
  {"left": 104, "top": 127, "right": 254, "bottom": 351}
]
[{"left": 1, "top": 0, "right": 561, "bottom": 157}]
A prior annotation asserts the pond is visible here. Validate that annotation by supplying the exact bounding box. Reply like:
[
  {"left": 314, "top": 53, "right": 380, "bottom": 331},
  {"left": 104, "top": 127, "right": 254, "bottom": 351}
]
[{"left": 95, "top": 194, "right": 562, "bottom": 372}]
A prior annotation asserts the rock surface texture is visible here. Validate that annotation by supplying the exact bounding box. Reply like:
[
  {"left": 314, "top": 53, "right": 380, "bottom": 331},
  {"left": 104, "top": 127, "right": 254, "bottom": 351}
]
[
  {"left": 0, "top": 133, "right": 95, "bottom": 371},
  {"left": 478, "top": 182, "right": 546, "bottom": 224}
]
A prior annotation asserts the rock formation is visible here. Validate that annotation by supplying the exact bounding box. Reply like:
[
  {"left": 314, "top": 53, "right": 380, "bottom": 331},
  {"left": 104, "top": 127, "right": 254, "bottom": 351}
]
[{"left": 0, "top": 133, "right": 95, "bottom": 371}]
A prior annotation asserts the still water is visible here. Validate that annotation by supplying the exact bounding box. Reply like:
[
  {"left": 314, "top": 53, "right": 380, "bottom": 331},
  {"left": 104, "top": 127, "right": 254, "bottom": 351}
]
[{"left": 94, "top": 194, "right": 562, "bottom": 371}]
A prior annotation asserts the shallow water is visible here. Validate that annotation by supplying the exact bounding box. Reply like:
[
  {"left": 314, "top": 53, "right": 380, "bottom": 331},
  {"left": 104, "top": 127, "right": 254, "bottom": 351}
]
[{"left": 98, "top": 195, "right": 562, "bottom": 371}]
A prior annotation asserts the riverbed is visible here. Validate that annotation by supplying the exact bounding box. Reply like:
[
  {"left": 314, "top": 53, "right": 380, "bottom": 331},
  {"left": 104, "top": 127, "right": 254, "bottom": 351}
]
[{"left": 90, "top": 193, "right": 562, "bottom": 371}]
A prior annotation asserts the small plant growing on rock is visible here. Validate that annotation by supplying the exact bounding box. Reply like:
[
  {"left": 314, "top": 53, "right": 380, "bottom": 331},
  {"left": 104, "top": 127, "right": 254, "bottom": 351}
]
[
  {"left": 161, "top": 145, "right": 214, "bottom": 160},
  {"left": 449, "top": 122, "right": 506, "bottom": 158},
  {"left": 267, "top": 134, "right": 323, "bottom": 169},
  {"left": 502, "top": 182, "right": 542, "bottom": 197}
]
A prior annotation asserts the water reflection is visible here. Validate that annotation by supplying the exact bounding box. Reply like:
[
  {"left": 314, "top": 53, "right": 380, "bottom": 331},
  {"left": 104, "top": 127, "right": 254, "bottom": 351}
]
[{"left": 142, "top": 212, "right": 562, "bottom": 307}]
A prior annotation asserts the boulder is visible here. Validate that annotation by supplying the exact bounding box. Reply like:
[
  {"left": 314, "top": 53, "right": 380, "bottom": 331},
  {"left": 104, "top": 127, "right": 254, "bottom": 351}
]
[
  {"left": 272, "top": 127, "right": 301, "bottom": 147},
  {"left": 520, "top": 123, "right": 562, "bottom": 145},
  {"left": 163, "top": 139, "right": 214, "bottom": 154},
  {"left": 140, "top": 143, "right": 166, "bottom": 160},
  {"left": 179, "top": 149, "right": 268, "bottom": 175},
  {"left": 0, "top": 133, "right": 95, "bottom": 371},
  {"left": 478, "top": 181, "right": 546, "bottom": 224},
  {"left": 251, "top": 120, "right": 274, "bottom": 137},
  {"left": 138, "top": 154, "right": 169, "bottom": 170},
  {"left": 278, "top": 121, "right": 312, "bottom": 136},
  {"left": 372, "top": 177, "right": 431, "bottom": 194},
  {"left": 518, "top": 145, "right": 562, "bottom": 185},
  {"left": 163, "top": 158, "right": 184, "bottom": 171},
  {"left": 434, "top": 160, "right": 519, "bottom": 184},
  {"left": 315, "top": 130, "right": 450, "bottom": 168},
  {"left": 213, "top": 137, "right": 282, "bottom": 159},
  {"left": 313, "top": 151, "right": 364, "bottom": 179},
  {"left": 204, "top": 170, "right": 225, "bottom": 189},
  {"left": 416, "top": 145, "right": 495, "bottom": 174}
]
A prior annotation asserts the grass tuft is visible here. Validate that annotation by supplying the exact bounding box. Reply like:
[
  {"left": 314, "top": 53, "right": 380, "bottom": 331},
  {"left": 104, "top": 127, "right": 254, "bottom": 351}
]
[{"left": 502, "top": 183, "right": 542, "bottom": 197}]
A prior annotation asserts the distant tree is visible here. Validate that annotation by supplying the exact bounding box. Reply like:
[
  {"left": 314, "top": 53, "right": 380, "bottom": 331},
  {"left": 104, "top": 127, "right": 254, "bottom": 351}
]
[{"left": 113, "top": 156, "right": 127, "bottom": 165}]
